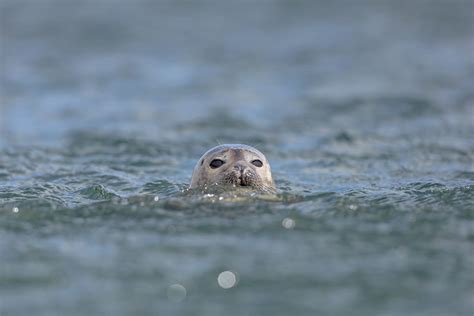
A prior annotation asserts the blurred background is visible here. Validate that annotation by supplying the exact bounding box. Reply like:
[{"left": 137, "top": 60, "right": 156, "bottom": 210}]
[
  {"left": 1, "top": 0, "right": 472, "bottom": 148},
  {"left": 0, "top": 0, "right": 473, "bottom": 315}
]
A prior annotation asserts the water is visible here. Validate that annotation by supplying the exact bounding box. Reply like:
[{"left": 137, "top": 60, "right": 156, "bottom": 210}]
[{"left": 1, "top": 1, "right": 473, "bottom": 315}]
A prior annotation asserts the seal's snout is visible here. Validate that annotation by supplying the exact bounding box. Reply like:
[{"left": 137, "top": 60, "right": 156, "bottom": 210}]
[
  {"left": 234, "top": 164, "right": 258, "bottom": 187},
  {"left": 233, "top": 163, "right": 246, "bottom": 173},
  {"left": 222, "top": 162, "right": 254, "bottom": 186},
  {"left": 231, "top": 163, "right": 245, "bottom": 185}
]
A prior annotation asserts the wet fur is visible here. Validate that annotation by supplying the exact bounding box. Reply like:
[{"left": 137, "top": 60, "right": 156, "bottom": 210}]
[
  {"left": 221, "top": 169, "right": 275, "bottom": 193},
  {"left": 190, "top": 144, "right": 276, "bottom": 194},
  {"left": 222, "top": 168, "right": 259, "bottom": 186}
]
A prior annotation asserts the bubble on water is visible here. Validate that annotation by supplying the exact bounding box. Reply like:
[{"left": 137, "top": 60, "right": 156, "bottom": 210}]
[
  {"left": 217, "top": 271, "right": 237, "bottom": 289},
  {"left": 12, "top": 207, "right": 19, "bottom": 213},
  {"left": 348, "top": 204, "right": 358, "bottom": 210},
  {"left": 154, "top": 196, "right": 160, "bottom": 202},
  {"left": 282, "top": 217, "right": 295, "bottom": 229},
  {"left": 167, "top": 284, "right": 187, "bottom": 302}
]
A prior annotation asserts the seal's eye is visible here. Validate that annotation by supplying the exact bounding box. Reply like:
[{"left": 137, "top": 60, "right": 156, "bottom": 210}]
[
  {"left": 209, "top": 159, "right": 224, "bottom": 169},
  {"left": 251, "top": 159, "right": 263, "bottom": 167}
]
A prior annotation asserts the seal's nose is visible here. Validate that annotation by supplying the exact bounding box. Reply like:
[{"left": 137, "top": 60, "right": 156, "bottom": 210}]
[
  {"left": 233, "top": 163, "right": 246, "bottom": 173},
  {"left": 233, "top": 162, "right": 247, "bottom": 185}
]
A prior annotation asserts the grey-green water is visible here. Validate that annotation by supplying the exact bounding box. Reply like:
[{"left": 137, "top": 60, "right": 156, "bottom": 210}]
[{"left": 1, "top": 1, "right": 473, "bottom": 315}]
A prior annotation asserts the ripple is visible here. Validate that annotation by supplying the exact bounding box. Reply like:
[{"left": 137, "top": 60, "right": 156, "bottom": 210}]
[
  {"left": 140, "top": 180, "right": 182, "bottom": 197},
  {"left": 76, "top": 184, "right": 120, "bottom": 201},
  {"left": 0, "top": 183, "right": 69, "bottom": 206}
]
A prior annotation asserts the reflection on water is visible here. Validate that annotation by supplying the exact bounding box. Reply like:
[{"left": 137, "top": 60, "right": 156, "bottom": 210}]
[{"left": 1, "top": 0, "right": 473, "bottom": 316}]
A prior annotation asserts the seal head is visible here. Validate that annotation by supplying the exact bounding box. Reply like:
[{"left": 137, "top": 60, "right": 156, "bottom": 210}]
[{"left": 190, "top": 144, "right": 276, "bottom": 193}]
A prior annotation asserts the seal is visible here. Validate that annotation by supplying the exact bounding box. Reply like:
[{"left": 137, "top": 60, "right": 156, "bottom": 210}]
[{"left": 190, "top": 144, "right": 276, "bottom": 193}]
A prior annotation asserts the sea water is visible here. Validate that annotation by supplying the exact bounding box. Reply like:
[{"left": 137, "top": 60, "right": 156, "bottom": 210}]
[{"left": 1, "top": 1, "right": 473, "bottom": 315}]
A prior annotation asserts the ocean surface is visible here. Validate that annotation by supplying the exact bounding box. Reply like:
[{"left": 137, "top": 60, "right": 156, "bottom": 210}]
[{"left": 1, "top": 1, "right": 473, "bottom": 315}]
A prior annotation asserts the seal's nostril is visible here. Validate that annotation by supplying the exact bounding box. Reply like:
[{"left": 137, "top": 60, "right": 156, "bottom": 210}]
[{"left": 234, "top": 164, "right": 245, "bottom": 171}]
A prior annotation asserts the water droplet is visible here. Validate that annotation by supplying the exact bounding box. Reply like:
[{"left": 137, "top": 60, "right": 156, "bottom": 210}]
[
  {"left": 154, "top": 196, "right": 160, "bottom": 202},
  {"left": 217, "top": 271, "right": 237, "bottom": 289},
  {"left": 282, "top": 217, "right": 295, "bottom": 229},
  {"left": 167, "top": 284, "right": 187, "bottom": 302},
  {"left": 12, "top": 207, "right": 19, "bottom": 213}
]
